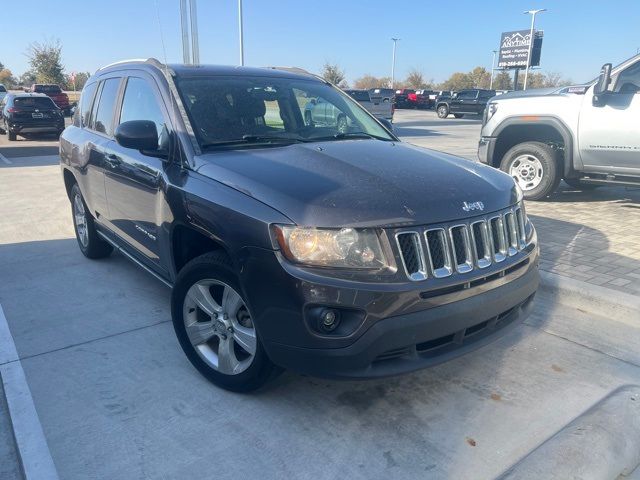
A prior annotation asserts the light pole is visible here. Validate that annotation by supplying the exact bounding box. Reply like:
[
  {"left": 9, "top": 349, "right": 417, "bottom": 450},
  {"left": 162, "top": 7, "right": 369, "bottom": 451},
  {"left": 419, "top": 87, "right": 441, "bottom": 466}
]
[
  {"left": 523, "top": 8, "right": 546, "bottom": 90},
  {"left": 238, "top": 0, "right": 244, "bottom": 66},
  {"left": 490, "top": 50, "right": 497, "bottom": 89},
  {"left": 390, "top": 38, "right": 400, "bottom": 88}
]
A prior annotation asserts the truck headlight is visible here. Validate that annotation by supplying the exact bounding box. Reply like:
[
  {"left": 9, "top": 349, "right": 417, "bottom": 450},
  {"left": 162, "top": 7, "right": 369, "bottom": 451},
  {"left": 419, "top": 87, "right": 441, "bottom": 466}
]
[
  {"left": 484, "top": 102, "right": 498, "bottom": 124},
  {"left": 273, "top": 226, "right": 391, "bottom": 269}
]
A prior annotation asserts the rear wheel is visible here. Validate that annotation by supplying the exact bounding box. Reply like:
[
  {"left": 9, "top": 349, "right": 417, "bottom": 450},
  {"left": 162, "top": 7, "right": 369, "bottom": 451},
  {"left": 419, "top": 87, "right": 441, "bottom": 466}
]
[
  {"left": 70, "top": 183, "right": 113, "bottom": 258},
  {"left": 171, "top": 252, "right": 281, "bottom": 392},
  {"left": 453, "top": 113, "right": 464, "bottom": 119},
  {"left": 6, "top": 125, "right": 16, "bottom": 141},
  {"left": 437, "top": 105, "right": 449, "bottom": 118},
  {"left": 500, "top": 141, "right": 561, "bottom": 201}
]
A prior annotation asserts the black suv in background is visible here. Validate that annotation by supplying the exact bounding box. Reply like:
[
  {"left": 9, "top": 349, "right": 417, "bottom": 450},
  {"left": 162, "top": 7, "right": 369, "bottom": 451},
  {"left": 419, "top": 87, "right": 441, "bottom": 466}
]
[
  {"left": 60, "top": 59, "right": 538, "bottom": 392},
  {"left": 436, "top": 89, "right": 496, "bottom": 118},
  {"left": 1, "top": 93, "right": 65, "bottom": 141}
]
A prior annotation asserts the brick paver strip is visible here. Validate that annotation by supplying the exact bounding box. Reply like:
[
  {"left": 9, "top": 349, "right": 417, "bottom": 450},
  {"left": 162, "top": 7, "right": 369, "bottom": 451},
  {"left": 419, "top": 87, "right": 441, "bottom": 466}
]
[{"left": 526, "top": 184, "right": 640, "bottom": 296}]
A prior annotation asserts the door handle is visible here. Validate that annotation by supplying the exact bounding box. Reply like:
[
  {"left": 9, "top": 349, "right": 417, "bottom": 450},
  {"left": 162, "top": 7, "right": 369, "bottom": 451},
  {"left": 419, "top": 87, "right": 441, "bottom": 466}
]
[{"left": 105, "top": 154, "right": 121, "bottom": 168}]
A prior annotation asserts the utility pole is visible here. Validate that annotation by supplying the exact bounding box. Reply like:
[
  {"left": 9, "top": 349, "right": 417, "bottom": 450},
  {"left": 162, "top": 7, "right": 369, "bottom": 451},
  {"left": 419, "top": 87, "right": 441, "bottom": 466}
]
[
  {"left": 523, "top": 8, "right": 546, "bottom": 90},
  {"left": 238, "top": 0, "right": 245, "bottom": 66},
  {"left": 490, "top": 50, "right": 497, "bottom": 89},
  {"left": 179, "top": 0, "right": 200, "bottom": 65},
  {"left": 391, "top": 38, "right": 400, "bottom": 88}
]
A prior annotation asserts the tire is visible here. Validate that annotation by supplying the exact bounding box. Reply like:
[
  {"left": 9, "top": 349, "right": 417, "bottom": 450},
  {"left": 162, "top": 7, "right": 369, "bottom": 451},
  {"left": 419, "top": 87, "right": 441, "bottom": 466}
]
[
  {"left": 337, "top": 114, "right": 348, "bottom": 133},
  {"left": 500, "top": 141, "right": 561, "bottom": 201},
  {"left": 563, "top": 177, "right": 598, "bottom": 190},
  {"left": 453, "top": 113, "right": 464, "bottom": 119},
  {"left": 70, "top": 183, "right": 113, "bottom": 258},
  {"left": 7, "top": 128, "right": 16, "bottom": 141},
  {"left": 171, "top": 251, "right": 281, "bottom": 392},
  {"left": 437, "top": 105, "right": 449, "bottom": 118}
]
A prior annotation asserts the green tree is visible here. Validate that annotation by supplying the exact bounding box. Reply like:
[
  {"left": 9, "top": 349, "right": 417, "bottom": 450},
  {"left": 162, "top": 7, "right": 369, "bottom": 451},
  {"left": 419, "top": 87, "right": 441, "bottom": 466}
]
[
  {"left": 440, "top": 72, "right": 474, "bottom": 90},
  {"left": 469, "top": 66, "right": 491, "bottom": 89},
  {"left": 405, "top": 69, "right": 427, "bottom": 89},
  {"left": 321, "top": 62, "right": 346, "bottom": 87},
  {"left": 19, "top": 71, "right": 36, "bottom": 87},
  {"left": 26, "top": 40, "right": 65, "bottom": 85},
  {"left": 493, "top": 70, "right": 513, "bottom": 90}
]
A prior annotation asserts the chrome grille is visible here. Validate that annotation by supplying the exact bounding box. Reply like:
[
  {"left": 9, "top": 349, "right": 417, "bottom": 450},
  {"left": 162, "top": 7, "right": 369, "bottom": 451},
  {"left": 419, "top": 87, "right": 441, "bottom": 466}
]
[{"left": 396, "top": 205, "right": 529, "bottom": 281}]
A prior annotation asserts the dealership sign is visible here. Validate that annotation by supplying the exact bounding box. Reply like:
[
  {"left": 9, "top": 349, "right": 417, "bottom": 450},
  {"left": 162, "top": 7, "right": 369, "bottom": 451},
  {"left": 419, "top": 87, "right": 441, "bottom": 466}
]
[{"left": 498, "top": 30, "right": 543, "bottom": 69}]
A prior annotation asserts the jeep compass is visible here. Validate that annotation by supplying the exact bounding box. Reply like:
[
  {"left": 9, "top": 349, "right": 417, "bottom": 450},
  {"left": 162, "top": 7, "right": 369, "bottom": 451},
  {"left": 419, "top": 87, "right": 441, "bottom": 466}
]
[{"left": 59, "top": 59, "right": 539, "bottom": 391}]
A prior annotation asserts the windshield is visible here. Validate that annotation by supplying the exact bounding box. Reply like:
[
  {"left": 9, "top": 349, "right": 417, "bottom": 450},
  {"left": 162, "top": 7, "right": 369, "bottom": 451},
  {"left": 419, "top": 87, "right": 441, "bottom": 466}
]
[{"left": 176, "top": 75, "right": 394, "bottom": 148}]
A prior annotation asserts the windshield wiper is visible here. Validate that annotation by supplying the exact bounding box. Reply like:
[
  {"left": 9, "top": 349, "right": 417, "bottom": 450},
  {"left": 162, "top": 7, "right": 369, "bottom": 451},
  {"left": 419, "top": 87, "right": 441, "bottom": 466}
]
[
  {"left": 201, "top": 135, "right": 307, "bottom": 149},
  {"left": 310, "top": 131, "right": 392, "bottom": 142}
]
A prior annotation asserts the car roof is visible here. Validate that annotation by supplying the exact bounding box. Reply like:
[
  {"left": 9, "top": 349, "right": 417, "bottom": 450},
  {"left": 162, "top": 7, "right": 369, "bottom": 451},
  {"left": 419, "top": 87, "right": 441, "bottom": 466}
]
[{"left": 95, "top": 58, "right": 326, "bottom": 83}]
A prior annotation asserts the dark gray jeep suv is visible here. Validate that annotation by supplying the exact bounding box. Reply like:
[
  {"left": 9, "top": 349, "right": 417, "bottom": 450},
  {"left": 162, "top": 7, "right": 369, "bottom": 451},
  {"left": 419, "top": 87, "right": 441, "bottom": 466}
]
[{"left": 60, "top": 59, "right": 539, "bottom": 391}]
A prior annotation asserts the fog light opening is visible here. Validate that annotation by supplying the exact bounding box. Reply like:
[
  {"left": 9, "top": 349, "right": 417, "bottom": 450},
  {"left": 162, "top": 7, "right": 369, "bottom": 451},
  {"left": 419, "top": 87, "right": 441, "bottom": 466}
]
[{"left": 320, "top": 308, "right": 341, "bottom": 332}]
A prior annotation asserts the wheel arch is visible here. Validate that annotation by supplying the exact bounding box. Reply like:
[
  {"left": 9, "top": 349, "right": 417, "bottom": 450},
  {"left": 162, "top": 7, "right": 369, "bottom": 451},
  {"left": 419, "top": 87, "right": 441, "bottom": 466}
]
[
  {"left": 170, "top": 223, "right": 232, "bottom": 277},
  {"left": 492, "top": 116, "right": 575, "bottom": 177},
  {"left": 62, "top": 167, "right": 78, "bottom": 201}
]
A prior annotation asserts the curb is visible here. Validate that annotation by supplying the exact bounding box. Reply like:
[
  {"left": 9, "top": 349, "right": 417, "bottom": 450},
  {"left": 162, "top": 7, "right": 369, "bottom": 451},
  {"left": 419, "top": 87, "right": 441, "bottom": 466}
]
[
  {"left": 0, "top": 305, "right": 59, "bottom": 480},
  {"left": 498, "top": 385, "right": 640, "bottom": 480},
  {"left": 538, "top": 270, "right": 640, "bottom": 320}
]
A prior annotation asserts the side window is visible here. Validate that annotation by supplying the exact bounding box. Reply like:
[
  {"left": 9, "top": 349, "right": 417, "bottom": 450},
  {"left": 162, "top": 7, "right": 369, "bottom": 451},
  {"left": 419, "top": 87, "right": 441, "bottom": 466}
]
[
  {"left": 79, "top": 82, "right": 98, "bottom": 128},
  {"left": 119, "top": 77, "right": 167, "bottom": 140},
  {"left": 457, "top": 91, "right": 475, "bottom": 99},
  {"left": 614, "top": 62, "right": 640, "bottom": 94},
  {"left": 93, "top": 78, "right": 121, "bottom": 136}
]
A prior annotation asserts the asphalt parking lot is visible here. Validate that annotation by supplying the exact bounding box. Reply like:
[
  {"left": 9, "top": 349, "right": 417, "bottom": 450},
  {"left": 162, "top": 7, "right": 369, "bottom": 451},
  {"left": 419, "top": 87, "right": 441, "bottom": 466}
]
[{"left": 1, "top": 110, "right": 640, "bottom": 479}]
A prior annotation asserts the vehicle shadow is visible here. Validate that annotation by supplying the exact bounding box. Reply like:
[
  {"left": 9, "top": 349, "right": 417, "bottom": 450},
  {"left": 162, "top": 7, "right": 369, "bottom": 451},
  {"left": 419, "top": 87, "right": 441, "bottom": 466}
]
[
  {"left": 548, "top": 182, "right": 640, "bottom": 206},
  {"left": 0, "top": 144, "right": 60, "bottom": 168}
]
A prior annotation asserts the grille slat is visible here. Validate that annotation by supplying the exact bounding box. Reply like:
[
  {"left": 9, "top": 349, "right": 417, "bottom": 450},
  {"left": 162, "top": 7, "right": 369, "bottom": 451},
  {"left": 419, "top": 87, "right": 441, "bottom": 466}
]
[{"left": 396, "top": 205, "right": 529, "bottom": 281}]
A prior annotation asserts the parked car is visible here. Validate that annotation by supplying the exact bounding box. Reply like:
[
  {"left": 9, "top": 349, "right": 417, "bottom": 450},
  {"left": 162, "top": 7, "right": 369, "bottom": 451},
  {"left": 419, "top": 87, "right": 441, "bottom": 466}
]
[
  {"left": 436, "top": 89, "right": 496, "bottom": 118},
  {"left": 394, "top": 88, "right": 417, "bottom": 108},
  {"left": 344, "top": 89, "right": 393, "bottom": 122},
  {"left": 479, "top": 53, "right": 640, "bottom": 200},
  {"left": 415, "top": 89, "right": 435, "bottom": 109},
  {"left": 29, "top": 84, "right": 71, "bottom": 116},
  {"left": 1, "top": 92, "right": 65, "bottom": 141},
  {"left": 60, "top": 59, "right": 539, "bottom": 392},
  {"left": 0, "top": 84, "right": 7, "bottom": 104}
]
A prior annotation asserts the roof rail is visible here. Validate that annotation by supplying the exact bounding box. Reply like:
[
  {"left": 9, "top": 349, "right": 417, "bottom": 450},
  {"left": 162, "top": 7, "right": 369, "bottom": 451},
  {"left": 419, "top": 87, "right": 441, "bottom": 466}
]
[{"left": 96, "top": 58, "right": 165, "bottom": 74}]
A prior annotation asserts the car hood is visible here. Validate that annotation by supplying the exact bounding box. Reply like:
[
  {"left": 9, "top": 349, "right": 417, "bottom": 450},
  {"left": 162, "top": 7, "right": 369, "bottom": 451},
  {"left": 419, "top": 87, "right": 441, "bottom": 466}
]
[{"left": 195, "top": 140, "right": 518, "bottom": 228}]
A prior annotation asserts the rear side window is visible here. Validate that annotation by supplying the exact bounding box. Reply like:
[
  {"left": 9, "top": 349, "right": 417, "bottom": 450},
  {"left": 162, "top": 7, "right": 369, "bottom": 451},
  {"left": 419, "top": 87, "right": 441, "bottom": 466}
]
[
  {"left": 349, "top": 91, "right": 370, "bottom": 102},
  {"left": 0, "top": 85, "right": 6, "bottom": 93},
  {"left": 93, "top": 78, "right": 121, "bottom": 136},
  {"left": 14, "top": 97, "right": 57, "bottom": 109},
  {"left": 80, "top": 82, "right": 98, "bottom": 128}
]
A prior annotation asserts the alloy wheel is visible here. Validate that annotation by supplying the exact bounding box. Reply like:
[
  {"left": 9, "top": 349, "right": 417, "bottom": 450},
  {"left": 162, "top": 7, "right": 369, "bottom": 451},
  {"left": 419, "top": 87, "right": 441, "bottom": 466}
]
[
  {"left": 73, "top": 193, "right": 89, "bottom": 247},
  {"left": 182, "top": 280, "right": 256, "bottom": 375}
]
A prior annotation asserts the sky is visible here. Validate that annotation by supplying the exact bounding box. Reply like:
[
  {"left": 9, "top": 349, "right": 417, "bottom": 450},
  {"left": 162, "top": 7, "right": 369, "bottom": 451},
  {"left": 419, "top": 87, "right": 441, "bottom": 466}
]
[{"left": 2, "top": 0, "right": 639, "bottom": 85}]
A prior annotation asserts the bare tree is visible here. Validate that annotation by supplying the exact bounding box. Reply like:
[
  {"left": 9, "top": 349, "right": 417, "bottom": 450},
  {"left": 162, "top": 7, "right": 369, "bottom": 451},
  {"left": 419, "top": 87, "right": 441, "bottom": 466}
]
[
  {"left": 353, "top": 74, "right": 391, "bottom": 89},
  {"left": 405, "top": 69, "right": 427, "bottom": 89},
  {"left": 321, "top": 62, "right": 346, "bottom": 87}
]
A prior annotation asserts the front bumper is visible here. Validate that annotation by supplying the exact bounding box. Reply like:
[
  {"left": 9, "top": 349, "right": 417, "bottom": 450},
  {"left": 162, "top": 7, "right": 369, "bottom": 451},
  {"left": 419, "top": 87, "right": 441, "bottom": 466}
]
[
  {"left": 478, "top": 136, "right": 497, "bottom": 165},
  {"left": 240, "top": 240, "right": 539, "bottom": 379}
]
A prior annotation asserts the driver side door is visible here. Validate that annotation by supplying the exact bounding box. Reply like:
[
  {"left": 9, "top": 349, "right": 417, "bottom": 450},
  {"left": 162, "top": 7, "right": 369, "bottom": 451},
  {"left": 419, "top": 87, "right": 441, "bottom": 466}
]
[{"left": 578, "top": 60, "right": 640, "bottom": 174}]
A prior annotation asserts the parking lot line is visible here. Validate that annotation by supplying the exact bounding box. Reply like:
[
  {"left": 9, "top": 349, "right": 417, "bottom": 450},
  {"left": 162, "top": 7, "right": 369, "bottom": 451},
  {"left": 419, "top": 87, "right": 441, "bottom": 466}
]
[
  {"left": 0, "top": 152, "right": 12, "bottom": 165},
  {"left": 0, "top": 304, "right": 59, "bottom": 480}
]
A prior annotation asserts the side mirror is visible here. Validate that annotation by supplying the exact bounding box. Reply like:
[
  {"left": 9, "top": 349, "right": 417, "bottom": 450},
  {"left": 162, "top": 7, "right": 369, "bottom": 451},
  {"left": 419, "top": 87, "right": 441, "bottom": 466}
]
[
  {"left": 379, "top": 118, "right": 393, "bottom": 132},
  {"left": 593, "top": 63, "right": 612, "bottom": 106},
  {"left": 114, "top": 120, "right": 159, "bottom": 151}
]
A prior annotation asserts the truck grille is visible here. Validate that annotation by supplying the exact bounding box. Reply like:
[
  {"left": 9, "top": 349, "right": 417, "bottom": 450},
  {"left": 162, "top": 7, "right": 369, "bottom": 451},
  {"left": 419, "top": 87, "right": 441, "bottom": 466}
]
[{"left": 395, "top": 205, "right": 527, "bottom": 281}]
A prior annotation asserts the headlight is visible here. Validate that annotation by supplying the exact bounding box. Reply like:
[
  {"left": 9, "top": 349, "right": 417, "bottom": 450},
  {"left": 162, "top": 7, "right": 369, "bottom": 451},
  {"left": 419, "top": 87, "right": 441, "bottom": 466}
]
[
  {"left": 273, "top": 226, "right": 391, "bottom": 269},
  {"left": 484, "top": 102, "right": 498, "bottom": 124}
]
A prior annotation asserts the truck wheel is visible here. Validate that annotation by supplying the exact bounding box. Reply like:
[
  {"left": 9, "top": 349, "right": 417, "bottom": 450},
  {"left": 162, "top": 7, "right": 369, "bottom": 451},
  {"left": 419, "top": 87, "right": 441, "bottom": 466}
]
[
  {"left": 171, "top": 252, "right": 281, "bottom": 392},
  {"left": 500, "top": 141, "right": 561, "bottom": 201},
  {"left": 453, "top": 113, "right": 464, "bottom": 119},
  {"left": 70, "top": 183, "right": 113, "bottom": 258},
  {"left": 437, "top": 105, "right": 449, "bottom": 118},
  {"left": 563, "top": 177, "right": 598, "bottom": 190}
]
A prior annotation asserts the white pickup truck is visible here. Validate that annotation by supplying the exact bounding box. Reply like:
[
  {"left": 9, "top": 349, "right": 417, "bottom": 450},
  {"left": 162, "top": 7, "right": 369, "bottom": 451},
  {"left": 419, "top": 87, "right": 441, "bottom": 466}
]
[{"left": 478, "top": 53, "right": 640, "bottom": 200}]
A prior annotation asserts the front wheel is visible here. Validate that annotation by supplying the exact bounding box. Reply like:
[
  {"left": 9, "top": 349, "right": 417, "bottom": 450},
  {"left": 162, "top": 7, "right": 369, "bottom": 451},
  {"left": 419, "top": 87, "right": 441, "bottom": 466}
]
[
  {"left": 437, "top": 105, "right": 449, "bottom": 118},
  {"left": 500, "top": 141, "right": 561, "bottom": 201},
  {"left": 171, "top": 252, "right": 281, "bottom": 392}
]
